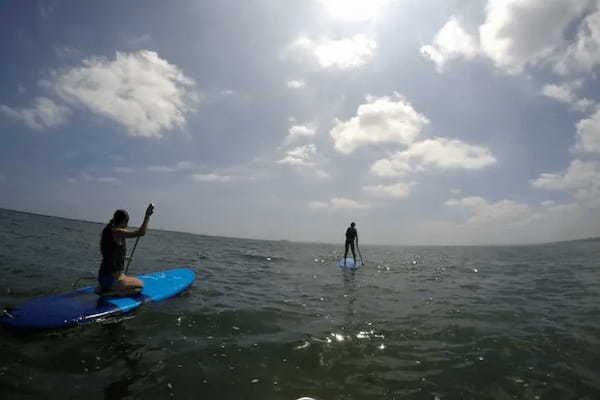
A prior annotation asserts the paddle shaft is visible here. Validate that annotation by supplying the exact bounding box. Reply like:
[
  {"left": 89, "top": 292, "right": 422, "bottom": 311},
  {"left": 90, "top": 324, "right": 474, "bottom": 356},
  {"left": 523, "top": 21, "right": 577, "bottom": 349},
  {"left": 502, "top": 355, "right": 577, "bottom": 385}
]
[
  {"left": 124, "top": 236, "right": 140, "bottom": 274},
  {"left": 357, "top": 242, "right": 365, "bottom": 265}
]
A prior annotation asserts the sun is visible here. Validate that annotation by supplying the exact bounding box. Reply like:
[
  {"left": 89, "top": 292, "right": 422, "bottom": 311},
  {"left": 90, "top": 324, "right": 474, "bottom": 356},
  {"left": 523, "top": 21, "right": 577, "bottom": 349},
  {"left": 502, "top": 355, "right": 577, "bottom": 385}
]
[{"left": 319, "top": 0, "right": 390, "bottom": 22}]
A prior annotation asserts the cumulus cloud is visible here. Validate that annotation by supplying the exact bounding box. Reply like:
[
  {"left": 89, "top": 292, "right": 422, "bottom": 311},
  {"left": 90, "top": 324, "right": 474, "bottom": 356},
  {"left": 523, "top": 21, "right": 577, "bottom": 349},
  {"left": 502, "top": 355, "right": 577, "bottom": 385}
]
[
  {"left": 147, "top": 161, "right": 196, "bottom": 172},
  {"left": 287, "top": 80, "right": 306, "bottom": 89},
  {"left": 79, "top": 172, "right": 121, "bottom": 185},
  {"left": 330, "top": 94, "right": 429, "bottom": 154},
  {"left": 371, "top": 138, "right": 496, "bottom": 177},
  {"left": 291, "top": 34, "right": 376, "bottom": 70},
  {"left": 370, "top": 157, "right": 412, "bottom": 178},
  {"left": 52, "top": 50, "right": 198, "bottom": 138},
  {"left": 278, "top": 144, "right": 318, "bottom": 167},
  {"left": 286, "top": 124, "right": 317, "bottom": 143},
  {"left": 445, "top": 196, "right": 532, "bottom": 225},
  {"left": 532, "top": 159, "right": 600, "bottom": 209},
  {"left": 420, "top": 16, "right": 478, "bottom": 72},
  {"left": 479, "top": 0, "right": 589, "bottom": 74},
  {"left": 531, "top": 159, "right": 600, "bottom": 200},
  {"left": 191, "top": 173, "right": 235, "bottom": 183},
  {"left": 309, "top": 197, "right": 370, "bottom": 210},
  {"left": 0, "top": 97, "right": 71, "bottom": 130},
  {"left": 363, "top": 181, "right": 415, "bottom": 199},
  {"left": 541, "top": 83, "right": 595, "bottom": 112},
  {"left": 422, "top": 1, "right": 597, "bottom": 77},
  {"left": 575, "top": 109, "right": 600, "bottom": 153},
  {"left": 555, "top": 8, "right": 600, "bottom": 76},
  {"left": 432, "top": 194, "right": 593, "bottom": 244},
  {"left": 401, "top": 138, "right": 496, "bottom": 169}
]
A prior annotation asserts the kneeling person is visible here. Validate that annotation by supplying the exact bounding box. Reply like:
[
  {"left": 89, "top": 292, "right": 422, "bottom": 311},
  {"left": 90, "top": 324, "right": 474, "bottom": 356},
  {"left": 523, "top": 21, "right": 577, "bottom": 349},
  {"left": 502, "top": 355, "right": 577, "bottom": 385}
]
[{"left": 98, "top": 204, "right": 153, "bottom": 296}]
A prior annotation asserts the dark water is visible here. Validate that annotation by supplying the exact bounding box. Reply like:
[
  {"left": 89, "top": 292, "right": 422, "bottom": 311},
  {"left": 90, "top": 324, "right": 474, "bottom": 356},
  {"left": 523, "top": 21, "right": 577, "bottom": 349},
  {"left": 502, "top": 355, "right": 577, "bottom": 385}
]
[{"left": 1, "top": 208, "right": 600, "bottom": 400}]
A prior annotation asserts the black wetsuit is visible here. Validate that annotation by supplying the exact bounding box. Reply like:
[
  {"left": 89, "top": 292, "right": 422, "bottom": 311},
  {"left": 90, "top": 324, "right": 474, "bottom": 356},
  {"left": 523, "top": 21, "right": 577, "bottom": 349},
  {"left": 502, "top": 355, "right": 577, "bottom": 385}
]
[
  {"left": 98, "top": 224, "right": 126, "bottom": 289},
  {"left": 345, "top": 227, "right": 357, "bottom": 258}
]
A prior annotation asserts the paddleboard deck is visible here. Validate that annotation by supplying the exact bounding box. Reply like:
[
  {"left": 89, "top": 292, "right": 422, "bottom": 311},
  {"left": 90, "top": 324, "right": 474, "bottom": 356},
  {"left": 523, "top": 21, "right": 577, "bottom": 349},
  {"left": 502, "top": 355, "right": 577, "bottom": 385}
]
[
  {"left": 0, "top": 268, "right": 195, "bottom": 330},
  {"left": 337, "top": 258, "right": 362, "bottom": 268}
]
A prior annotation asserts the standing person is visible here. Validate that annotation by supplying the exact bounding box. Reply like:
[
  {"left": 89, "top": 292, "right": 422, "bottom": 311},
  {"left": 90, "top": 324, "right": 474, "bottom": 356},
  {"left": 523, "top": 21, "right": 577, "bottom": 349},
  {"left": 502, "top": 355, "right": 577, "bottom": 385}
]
[
  {"left": 344, "top": 222, "right": 358, "bottom": 266},
  {"left": 97, "top": 204, "right": 154, "bottom": 295}
]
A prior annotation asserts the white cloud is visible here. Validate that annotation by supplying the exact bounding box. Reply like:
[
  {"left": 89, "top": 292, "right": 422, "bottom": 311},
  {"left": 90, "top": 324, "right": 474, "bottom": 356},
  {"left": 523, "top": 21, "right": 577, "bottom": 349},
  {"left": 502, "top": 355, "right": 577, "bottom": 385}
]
[
  {"left": 370, "top": 157, "right": 412, "bottom": 178},
  {"left": 96, "top": 177, "right": 121, "bottom": 184},
  {"left": 402, "top": 138, "right": 496, "bottom": 169},
  {"left": 147, "top": 161, "right": 196, "bottom": 172},
  {"left": 479, "top": 0, "right": 588, "bottom": 74},
  {"left": 191, "top": 173, "right": 234, "bottom": 183},
  {"left": 575, "top": 109, "right": 600, "bottom": 153},
  {"left": 310, "top": 197, "right": 370, "bottom": 210},
  {"left": 0, "top": 97, "right": 71, "bottom": 130},
  {"left": 278, "top": 144, "right": 317, "bottom": 167},
  {"left": 371, "top": 138, "right": 496, "bottom": 177},
  {"left": 80, "top": 172, "right": 121, "bottom": 185},
  {"left": 555, "top": 8, "right": 600, "bottom": 76},
  {"left": 363, "top": 181, "right": 415, "bottom": 199},
  {"left": 286, "top": 124, "right": 317, "bottom": 143},
  {"left": 292, "top": 34, "right": 376, "bottom": 70},
  {"left": 445, "top": 196, "right": 532, "bottom": 225},
  {"left": 330, "top": 94, "right": 429, "bottom": 154},
  {"left": 52, "top": 50, "right": 198, "bottom": 138},
  {"left": 532, "top": 159, "right": 600, "bottom": 210},
  {"left": 420, "top": 16, "right": 478, "bottom": 72},
  {"left": 424, "top": 1, "right": 596, "bottom": 77},
  {"left": 541, "top": 83, "right": 594, "bottom": 112},
  {"left": 318, "top": 0, "right": 391, "bottom": 22},
  {"left": 287, "top": 80, "right": 306, "bottom": 89},
  {"left": 532, "top": 160, "right": 600, "bottom": 190}
]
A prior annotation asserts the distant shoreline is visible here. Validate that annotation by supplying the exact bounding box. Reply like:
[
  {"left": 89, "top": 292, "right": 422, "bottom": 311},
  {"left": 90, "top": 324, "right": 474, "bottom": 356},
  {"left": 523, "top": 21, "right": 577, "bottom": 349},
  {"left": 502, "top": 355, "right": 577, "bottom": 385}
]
[{"left": 1, "top": 206, "right": 598, "bottom": 247}]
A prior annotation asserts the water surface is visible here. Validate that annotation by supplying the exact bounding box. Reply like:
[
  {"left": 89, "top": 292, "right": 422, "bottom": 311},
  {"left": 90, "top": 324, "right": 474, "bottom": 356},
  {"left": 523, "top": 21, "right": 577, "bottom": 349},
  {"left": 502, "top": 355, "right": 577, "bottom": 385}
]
[{"left": 1, "top": 208, "right": 599, "bottom": 399}]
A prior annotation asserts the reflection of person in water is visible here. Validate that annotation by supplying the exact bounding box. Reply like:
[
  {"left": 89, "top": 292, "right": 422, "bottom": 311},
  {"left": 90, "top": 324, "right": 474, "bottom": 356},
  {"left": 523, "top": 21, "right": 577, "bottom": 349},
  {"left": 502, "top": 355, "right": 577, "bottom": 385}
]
[{"left": 344, "top": 222, "right": 358, "bottom": 266}]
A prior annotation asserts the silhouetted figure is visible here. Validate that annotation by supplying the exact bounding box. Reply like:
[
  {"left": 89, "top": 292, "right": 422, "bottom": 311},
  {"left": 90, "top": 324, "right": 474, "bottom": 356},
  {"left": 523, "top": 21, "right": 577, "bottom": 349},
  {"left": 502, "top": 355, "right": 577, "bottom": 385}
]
[
  {"left": 344, "top": 222, "right": 358, "bottom": 266},
  {"left": 97, "top": 204, "right": 153, "bottom": 296}
]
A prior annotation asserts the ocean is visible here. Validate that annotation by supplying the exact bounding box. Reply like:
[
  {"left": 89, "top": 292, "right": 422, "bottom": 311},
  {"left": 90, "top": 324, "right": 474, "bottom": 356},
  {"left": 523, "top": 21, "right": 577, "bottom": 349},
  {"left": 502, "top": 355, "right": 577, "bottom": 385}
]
[{"left": 1, "top": 208, "right": 599, "bottom": 400}]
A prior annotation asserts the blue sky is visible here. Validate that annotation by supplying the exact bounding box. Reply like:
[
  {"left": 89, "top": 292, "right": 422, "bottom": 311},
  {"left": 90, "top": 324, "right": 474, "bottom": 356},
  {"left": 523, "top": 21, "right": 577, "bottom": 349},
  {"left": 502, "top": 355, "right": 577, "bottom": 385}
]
[{"left": 1, "top": 0, "right": 600, "bottom": 245}]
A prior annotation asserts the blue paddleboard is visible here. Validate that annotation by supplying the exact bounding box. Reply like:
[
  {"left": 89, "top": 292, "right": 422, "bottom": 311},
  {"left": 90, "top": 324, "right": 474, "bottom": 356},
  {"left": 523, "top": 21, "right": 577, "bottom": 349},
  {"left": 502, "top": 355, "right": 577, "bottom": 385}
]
[
  {"left": 0, "top": 268, "right": 195, "bottom": 330},
  {"left": 337, "top": 258, "right": 362, "bottom": 268}
]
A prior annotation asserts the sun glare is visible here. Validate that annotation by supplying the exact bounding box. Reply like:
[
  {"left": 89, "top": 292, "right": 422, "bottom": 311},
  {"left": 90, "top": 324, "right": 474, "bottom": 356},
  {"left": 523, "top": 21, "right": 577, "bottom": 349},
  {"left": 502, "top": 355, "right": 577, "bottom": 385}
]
[{"left": 319, "top": 0, "right": 390, "bottom": 22}]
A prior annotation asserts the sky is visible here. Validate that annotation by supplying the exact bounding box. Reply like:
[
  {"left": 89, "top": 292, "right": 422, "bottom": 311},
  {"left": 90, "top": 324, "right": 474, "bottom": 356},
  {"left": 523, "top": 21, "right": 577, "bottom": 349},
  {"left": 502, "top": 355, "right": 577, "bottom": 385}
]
[{"left": 1, "top": 0, "right": 600, "bottom": 245}]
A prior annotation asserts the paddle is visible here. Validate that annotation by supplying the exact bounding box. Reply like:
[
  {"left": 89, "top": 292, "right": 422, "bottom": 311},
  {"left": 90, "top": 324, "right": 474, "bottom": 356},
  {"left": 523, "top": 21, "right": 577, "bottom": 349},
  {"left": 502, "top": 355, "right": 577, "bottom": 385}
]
[
  {"left": 357, "top": 242, "right": 365, "bottom": 265},
  {"left": 124, "top": 237, "right": 140, "bottom": 275},
  {"left": 125, "top": 202, "right": 154, "bottom": 274}
]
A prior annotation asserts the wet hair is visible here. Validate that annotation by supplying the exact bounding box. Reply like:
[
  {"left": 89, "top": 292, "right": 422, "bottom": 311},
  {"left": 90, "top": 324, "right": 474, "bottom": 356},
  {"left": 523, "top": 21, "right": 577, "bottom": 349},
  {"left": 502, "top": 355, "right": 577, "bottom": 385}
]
[
  {"left": 350, "top": 222, "right": 356, "bottom": 227},
  {"left": 111, "top": 209, "right": 129, "bottom": 227}
]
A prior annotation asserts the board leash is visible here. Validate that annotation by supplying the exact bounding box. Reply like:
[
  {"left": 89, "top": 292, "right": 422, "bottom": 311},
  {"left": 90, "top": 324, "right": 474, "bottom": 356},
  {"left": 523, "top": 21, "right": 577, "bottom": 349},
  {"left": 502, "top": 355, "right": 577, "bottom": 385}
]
[{"left": 71, "top": 276, "right": 96, "bottom": 288}]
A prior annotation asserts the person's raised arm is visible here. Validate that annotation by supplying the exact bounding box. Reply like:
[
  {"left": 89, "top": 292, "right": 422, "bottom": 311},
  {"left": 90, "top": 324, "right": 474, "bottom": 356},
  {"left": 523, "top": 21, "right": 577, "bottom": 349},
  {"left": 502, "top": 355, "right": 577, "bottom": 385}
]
[{"left": 112, "top": 204, "right": 154, "bottom": 239}]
